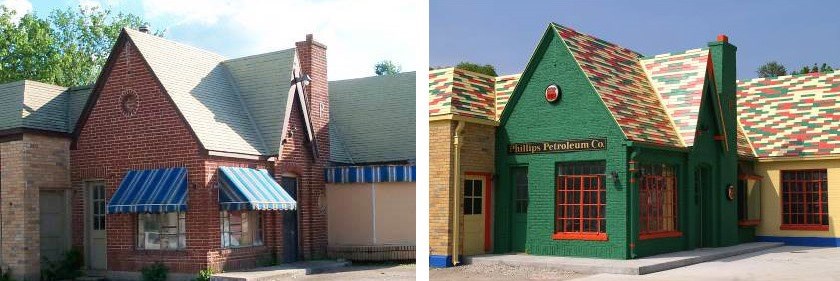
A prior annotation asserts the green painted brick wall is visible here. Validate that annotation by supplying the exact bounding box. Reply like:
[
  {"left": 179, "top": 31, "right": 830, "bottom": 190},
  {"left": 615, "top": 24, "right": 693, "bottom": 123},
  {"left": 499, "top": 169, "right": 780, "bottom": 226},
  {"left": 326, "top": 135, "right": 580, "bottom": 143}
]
[{"left": 494, "top": 29, "right": 630, "bottom": 259}]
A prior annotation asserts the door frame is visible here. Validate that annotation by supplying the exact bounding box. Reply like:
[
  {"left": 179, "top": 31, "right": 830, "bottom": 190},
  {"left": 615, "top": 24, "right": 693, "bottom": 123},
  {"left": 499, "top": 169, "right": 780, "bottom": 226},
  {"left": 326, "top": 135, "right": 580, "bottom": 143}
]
[
  {"left": 84, "top": 180, "right": 107, "bottom": 270},
  {"left": 280, "top": 174, "right": 302, "bottom": 262},
  {"left": 464, "top": 172, "right": 493, "bottom": 253}
]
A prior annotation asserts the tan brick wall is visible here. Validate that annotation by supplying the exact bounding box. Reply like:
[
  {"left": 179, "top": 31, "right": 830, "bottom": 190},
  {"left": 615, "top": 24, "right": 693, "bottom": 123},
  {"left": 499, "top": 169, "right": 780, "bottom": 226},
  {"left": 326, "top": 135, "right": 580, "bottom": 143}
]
[
  {"left": 429, "top": 120, "right": 454, "bottom": 257},
  {"left": 0, "top": 134, "right": 71, "bottom": 280},
  {"left": 429, "top": 120, "right": 496, "bottom": 260}
]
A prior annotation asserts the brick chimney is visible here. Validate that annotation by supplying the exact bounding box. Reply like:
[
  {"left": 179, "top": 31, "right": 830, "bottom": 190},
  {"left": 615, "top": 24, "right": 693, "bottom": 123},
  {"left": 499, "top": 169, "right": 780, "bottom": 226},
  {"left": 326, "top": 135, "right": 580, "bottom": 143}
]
[{"left": 293, "top": 34, "right": 329, "bottom": 259}]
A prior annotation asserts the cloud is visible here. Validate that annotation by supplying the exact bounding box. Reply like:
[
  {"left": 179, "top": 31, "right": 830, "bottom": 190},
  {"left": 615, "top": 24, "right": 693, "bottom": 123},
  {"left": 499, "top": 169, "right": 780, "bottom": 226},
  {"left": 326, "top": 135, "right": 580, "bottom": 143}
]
[
  {"left": 1, "top": 0, "right": 32, "bottom": 23},
  {"left": 78, "top": 0, "right": 101, "bottom": 10},
  {"left": 139, "top": 0, "right": 422, "bottom": 80}
]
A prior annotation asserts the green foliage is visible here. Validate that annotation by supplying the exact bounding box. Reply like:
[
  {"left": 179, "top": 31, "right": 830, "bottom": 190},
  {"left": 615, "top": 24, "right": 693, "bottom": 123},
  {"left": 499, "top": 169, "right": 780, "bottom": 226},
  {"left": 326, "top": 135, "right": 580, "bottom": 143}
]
[
  {"left": 141, "top": 262, "right": 168, "bottom": 281},
  {"left": 812, "top": 63, "right": 819, "bottom": 73},
  {"left": 193, "top": 268, "right": 215, "bottom": 281},
  {"left": 820, "top": 63, "right": 833, "bottom": 73},
  {"left": 455, "top": 61, "right": 497, "bottom": 76},
  {"left": 0, "top": 267, "right": 15, "bottom": 281},
  {"left": 756, "top": 61, "right": 786, "bottom": 78},
  {"left": 40, "top": 249, "right": 83, "bottom": 281},
  {"left": 0, "top": 5, "right": 157, "bottom": 87},
  {"left": 800, "top": 66, "right": 811, "bottom": 74},
  {"left": 374, "top": 60, "right": 401, "bottom": 75}
]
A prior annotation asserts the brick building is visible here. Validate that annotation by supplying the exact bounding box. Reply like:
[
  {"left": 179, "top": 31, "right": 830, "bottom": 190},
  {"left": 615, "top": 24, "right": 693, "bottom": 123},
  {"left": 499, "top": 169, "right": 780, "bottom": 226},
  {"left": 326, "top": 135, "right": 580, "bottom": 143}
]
[
  {"left": 0, "top": 27, "right": 408, "bottom": 280},
  {"left": 430, "top": 23, "right": 840, "bottom": 267}
]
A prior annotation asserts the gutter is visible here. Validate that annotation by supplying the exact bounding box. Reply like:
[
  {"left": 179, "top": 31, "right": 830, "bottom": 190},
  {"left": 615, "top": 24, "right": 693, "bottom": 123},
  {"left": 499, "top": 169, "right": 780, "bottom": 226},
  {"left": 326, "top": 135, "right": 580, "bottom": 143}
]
[
  {"left": 627, "top": 143, "right": 639, "bottom": 259},
  {"left": 452, "top": 121, "right": 466, "bottom": 265}
]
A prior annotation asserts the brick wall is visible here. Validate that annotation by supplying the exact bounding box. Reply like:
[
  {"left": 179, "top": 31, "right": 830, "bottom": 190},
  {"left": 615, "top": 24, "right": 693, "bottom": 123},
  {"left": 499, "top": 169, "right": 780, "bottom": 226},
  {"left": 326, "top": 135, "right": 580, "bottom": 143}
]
[
  {"left": 272, "top": 35, "right": 329, "bottom": 260},
  {"left": 429, "top": 120, "right": 454, "bottom": 258}
]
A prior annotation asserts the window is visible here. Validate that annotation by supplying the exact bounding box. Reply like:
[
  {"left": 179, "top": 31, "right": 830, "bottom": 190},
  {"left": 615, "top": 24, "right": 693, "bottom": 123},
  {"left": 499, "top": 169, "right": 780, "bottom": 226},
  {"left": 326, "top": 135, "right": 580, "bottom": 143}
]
[
  {"left": 221, "top": 211, "right": 264, "bottom": 248},
  {"left": 513, "top": 168, "right": 528, "bottom": 214},
  {"left": 137, "top": 212, "right": 186, "bottom": 250},
  {"left": 781, "top": 170, "right": 828, "bottom": 231},
  {"left": 464, "top": 179, "right": 483, "bottom": 215},
  {"left": 91, "top": 183, "right": 106, "bottom": 230},
  {"left": 639, "top": 164, "right": 680, "bottom": 239},
  {"left": 737, "top": 176, "right": 762, "bottom": 226},
  {"left": 554, "top": 161, "right": 606, "bottom": 240}
]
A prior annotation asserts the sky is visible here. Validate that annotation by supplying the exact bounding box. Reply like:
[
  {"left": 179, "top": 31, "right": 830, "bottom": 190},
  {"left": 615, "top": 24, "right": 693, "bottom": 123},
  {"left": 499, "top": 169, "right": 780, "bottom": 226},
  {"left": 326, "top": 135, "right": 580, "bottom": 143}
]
[
  {"left": 1, "top": 0, "right": 423, "bottom": 80},
  {"left": 431, "top": 0, "right": 840, "bottom": 80}
]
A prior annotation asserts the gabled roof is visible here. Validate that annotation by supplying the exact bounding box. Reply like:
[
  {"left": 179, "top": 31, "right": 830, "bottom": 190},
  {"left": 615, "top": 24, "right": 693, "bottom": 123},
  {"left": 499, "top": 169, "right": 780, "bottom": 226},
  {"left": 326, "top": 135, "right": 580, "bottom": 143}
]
[
  {"left": 738, "top": 71, "right": 840, "bottom": 157},
  {"left": 124, "top": 29, "right": 270, "bottom": 156},
  {"left": 641, "top": 48, "right": 710, "bottom": 145},
  {"left": 330, "top": 72, "right": 416, "bottom": 164},
  {"left": 0, "top": 80, "right": 91, "bottom": 134},
  {"left": 553, "top": 24, "right": 683, "bottom": 147}
]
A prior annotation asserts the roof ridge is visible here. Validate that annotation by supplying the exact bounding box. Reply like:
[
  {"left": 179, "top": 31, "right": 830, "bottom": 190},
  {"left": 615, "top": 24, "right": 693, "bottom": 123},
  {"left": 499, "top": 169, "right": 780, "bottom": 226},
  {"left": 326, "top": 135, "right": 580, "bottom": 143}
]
[
  {"left": 330, "top": 71, "right": 416, "bottom": 83},
  {"left": 552, "top": 23, "right": 646, "bottom": 58},
  {"left": 124, "top": 28, "right": 227, "bottom": 60},
  {"left": 224, "top": 48, "right": 296, "bottom": 63},
  {"left": 738, "top": 68, "right": 840, "bottom": 84}
]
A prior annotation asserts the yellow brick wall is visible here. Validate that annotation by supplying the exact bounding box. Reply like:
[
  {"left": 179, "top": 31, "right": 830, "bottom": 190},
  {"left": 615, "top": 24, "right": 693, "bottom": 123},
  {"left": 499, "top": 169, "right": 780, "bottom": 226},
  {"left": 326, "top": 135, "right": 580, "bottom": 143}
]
[
  {"left": 429, "top": 120, "right": 454, "bottom": 256},
  {"left": 429, "top": 119, "right": 497, "bottom": 258},
  {"left": 0, "top": 133, "right": 71, "bottom": 280},
  {"left": 755, "top": 158, "right": 840, "bottom": 238}
]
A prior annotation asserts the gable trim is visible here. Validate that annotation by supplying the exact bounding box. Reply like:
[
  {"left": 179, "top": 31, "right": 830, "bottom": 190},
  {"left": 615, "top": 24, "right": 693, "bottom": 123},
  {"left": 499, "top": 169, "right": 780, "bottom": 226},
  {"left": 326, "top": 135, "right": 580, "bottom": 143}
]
[
  {"left": 702, "top": 60, "right": 730, "bottom": 153},
  {"left": 278, "top": 50, "right": 318, "bottom": 158}
]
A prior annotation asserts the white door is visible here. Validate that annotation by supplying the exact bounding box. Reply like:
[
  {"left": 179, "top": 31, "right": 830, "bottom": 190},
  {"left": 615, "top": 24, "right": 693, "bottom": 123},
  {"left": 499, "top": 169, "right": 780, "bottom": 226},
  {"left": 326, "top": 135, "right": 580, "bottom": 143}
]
[
  {"left": 87, "top": 182, "right": 107, "bottom": 270},
  {"left": 40, "top": 191, "right": 68, "bottom": 263}
]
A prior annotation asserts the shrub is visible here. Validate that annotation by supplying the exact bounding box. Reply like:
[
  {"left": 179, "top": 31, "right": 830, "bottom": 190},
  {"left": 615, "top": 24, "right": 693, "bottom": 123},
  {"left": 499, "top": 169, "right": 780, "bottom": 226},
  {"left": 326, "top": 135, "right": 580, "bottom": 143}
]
[
  {"left": 193, "top": 268, "right": 215, "bottom": 281},
  {"left": 141, "top": 262, "right": 168, "bottom": 281},
  {"left": 0, "top": 267, "right": 15, "bottom": 281},
  {"left": 41, "top": 249, "right": 83, "bottom": 281}
]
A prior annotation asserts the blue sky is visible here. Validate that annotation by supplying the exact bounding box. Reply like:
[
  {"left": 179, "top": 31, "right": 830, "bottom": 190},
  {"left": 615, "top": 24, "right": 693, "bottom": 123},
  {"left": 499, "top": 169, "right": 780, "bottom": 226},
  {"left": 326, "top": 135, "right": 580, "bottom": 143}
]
[
  {"left": 3, "top": 0, "right": 422, "bottom": 80},
  {"left": 431, "top": 0, "right": 840, "bottom": 80}
]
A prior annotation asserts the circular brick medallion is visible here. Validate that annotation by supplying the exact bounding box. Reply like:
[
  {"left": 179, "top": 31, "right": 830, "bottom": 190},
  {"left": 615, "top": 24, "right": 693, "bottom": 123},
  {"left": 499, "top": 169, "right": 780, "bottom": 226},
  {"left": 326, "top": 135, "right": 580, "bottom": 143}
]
[{"left": 120, "top": 88, "right": 139, "bottom": 117}]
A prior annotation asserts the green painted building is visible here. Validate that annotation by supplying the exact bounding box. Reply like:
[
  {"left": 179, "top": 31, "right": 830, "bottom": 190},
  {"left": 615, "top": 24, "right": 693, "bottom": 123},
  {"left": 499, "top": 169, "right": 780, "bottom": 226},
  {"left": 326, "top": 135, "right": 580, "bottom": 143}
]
[{"left": 492, "top": 24, "right": 754, "bottom": 259}]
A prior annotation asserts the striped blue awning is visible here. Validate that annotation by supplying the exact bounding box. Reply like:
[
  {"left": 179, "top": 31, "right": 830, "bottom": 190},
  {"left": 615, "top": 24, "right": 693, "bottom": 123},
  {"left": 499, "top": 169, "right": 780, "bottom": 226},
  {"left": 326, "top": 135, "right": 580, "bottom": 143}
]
[
  {"left": 325, "top": 164, "right": 416, "bottom": 184},
  {"left": 218, "top": 167, "right": 297, "bottom": 211},
  {"left": 107, "top": 167, "right": 188, "bottom": 214}
]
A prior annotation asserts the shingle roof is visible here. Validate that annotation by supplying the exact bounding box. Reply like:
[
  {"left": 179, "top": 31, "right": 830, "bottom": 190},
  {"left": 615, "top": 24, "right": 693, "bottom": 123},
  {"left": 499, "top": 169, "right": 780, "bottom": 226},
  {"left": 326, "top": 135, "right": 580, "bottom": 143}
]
[
  {"left": 641, "top": 48, "right": 710, "bottom": 145},
  {"left": 553, "top": 24, "right": 683, "bottom": 147},
  {"left": 124, "top": 29, "right": 299, "bottom": 156},
  {"left": 223, "top": 50, "right": 295, "bottom": 154},
  {"left": 0, "top": 80, "right": 91, "bottom": 133},
  {"left": 329, "top": 72, "right": 416, "bottom": 164},
  {"left": 738, "top": 71, "right": 840, "bottom": 157},
  {"left": 428, "top": 68, "right": 520, "bottom": 122}
]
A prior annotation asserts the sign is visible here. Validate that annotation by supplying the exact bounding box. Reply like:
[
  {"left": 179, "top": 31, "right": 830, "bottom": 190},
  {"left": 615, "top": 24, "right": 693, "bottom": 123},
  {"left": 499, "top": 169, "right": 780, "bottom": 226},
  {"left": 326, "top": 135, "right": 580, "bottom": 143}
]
[
  {"left": 508, "top": 138, "right": 606, "bottom": 154},
  {"left": 545, "top": 84, "right": 560, "bottom": 103}
]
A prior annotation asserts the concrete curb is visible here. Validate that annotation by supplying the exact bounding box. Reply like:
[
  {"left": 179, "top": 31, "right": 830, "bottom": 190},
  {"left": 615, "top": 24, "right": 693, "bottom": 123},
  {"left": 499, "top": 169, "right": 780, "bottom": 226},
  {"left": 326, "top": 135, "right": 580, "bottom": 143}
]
[
  {"left": 210, "top": 260, "right": 351, "bottom": 281},
  {"left": 464, "top": 242, "right": 783, "bottom": 275}
]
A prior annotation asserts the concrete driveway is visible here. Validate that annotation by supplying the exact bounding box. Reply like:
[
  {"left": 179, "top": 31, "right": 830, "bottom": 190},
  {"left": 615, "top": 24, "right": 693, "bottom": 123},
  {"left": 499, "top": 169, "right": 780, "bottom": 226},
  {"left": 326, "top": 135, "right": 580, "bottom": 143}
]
[{"left": 574, "top": 246, "right": 840, "bottom": 281}]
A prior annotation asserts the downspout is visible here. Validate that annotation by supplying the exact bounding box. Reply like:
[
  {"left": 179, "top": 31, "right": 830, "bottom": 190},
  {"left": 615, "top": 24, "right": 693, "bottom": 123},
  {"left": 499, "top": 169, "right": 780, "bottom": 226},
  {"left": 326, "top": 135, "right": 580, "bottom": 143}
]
[
  {"left": 452, "top": 121, "right": 466, "bottom": 266},
  {"left": 628, "top": 145, "right": 639, "bottom": 259}
]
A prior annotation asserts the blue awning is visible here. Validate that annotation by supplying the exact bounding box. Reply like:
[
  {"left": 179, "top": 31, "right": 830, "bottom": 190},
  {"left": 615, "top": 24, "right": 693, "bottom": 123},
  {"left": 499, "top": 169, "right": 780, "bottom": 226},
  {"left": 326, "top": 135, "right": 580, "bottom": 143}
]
[
  {"left": 107, "top": 167, "right": 188, "bottom": 214},
  {"left": 325, "top": 164, "right": 416, "bottom": 184},
  {"left": 218, "top": 167, "right": 296, "bottom": 211}
]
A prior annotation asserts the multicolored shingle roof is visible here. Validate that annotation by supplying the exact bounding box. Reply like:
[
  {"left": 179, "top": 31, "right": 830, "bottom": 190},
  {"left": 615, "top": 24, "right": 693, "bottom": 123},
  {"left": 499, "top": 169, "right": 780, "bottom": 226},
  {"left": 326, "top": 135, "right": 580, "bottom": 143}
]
[
  {"left": 428, "top": 68, "right": 519, "bottom": 122},
  {"left": 553, "top": 24, "right": 683, "bottom": 147},
  {"left": 738, "top": 71, "right": 840, "bottom": 157},
  {"left": 641, "top": 48, "right": 710, "bottom": 145}
]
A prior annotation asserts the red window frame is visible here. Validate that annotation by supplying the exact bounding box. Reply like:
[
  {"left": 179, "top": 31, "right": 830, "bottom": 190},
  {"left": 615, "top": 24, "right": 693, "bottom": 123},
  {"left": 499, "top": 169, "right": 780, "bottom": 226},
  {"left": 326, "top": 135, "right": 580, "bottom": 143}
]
[
  {"left": 780, "top": 169, "right": 829, "bottom": 231},
  {"left": 554, "top": 161, "right": 607, "bottom": 241},
  {"left": 638, "top": 164, "right": 681, "bottom": 240}
]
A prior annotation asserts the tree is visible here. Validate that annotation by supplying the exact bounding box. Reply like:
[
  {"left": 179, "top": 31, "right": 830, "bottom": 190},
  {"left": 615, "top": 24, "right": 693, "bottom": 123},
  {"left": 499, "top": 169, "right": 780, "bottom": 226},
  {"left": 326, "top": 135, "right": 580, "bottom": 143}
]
[
  {"left": 811, "top": 63, "right": 819, "bottom": 73},
  {"left": 455, "top": 61, "right": 497, "bottom": 76},
  {"left": 820, "top": 63, "right": 834, "bottom": 73},
  {"left": 800, "top": 66, "right": 811, "bottom": 74},
  {"left": 374, "top": 60, "right": 401, "bottom": 75},
  {"left": 0, "top": 6, "right": 156, "bottom": 87},
  {"left": 756, "top": 61, "right": 787, "bottom": 78}
]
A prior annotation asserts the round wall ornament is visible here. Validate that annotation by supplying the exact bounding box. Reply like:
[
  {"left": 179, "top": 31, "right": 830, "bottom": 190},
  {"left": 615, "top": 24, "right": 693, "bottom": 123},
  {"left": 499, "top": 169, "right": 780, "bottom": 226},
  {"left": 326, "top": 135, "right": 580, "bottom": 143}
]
[
  {"left": 545, "top": 84, "right": 560, "bottom": 103},
  {"left": 120, "top": 88, "right": 139, "bottom": 117}
]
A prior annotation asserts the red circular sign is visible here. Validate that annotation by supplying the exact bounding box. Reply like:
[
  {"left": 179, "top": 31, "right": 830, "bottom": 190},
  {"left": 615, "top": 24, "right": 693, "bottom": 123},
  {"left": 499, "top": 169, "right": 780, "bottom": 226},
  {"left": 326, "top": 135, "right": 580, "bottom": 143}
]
[{"left": 545, "top": 84, "right": 559, "bottom": 102}]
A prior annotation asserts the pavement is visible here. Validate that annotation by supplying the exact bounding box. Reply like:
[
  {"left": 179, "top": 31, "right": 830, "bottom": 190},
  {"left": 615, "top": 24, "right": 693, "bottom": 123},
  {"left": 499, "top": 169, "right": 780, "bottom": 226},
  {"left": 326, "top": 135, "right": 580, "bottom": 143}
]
[
  {"left": 211, "top": 260, "right": 351, "bottom": 280},
  {"left": 464, "top": 242, "right": 782, "bottom": 275},
  {"left": 572, "top": 246, "right": 840, "bottom": 281},
  {"left": 211, "top": 261, "right": 414, "bottom": 281}
]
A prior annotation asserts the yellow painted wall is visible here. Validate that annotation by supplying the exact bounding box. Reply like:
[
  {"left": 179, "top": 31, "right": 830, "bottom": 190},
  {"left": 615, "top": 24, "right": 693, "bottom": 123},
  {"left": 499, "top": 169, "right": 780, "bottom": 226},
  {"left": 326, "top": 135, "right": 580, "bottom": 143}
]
[{"left": 755, "top": 158, "right": 840, "bottom": 238}]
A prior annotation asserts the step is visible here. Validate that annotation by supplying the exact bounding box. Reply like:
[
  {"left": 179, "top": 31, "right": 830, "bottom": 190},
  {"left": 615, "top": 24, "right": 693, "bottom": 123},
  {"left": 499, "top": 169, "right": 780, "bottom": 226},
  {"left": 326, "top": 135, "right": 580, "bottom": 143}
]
[{"left": 210, "top": 260, "right": 350, "bottom": 281}]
